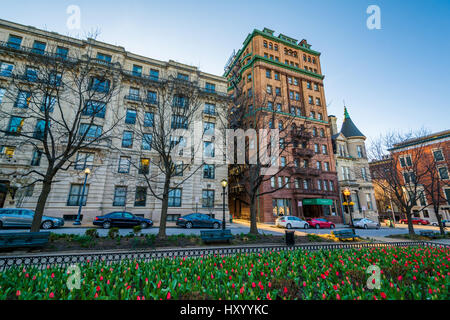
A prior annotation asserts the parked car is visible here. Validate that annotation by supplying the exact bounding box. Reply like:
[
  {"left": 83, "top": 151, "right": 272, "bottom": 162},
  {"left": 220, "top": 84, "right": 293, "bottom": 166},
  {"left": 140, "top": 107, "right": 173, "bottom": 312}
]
[
  {"left": 0, "top": 208, "right": 64, "bottom": 229},
  {"left": 306, "top": 218, "right": 335, "bottom": 229},
  {"left": 276, "top": 216, "right": 309, "bottom": 229},
  {"left": 353, "top": 218, "right": 380, "bottom": 229},
  {"left": 400, "top": 218, "right": 430, "bottom": 225},
  {"left": 93, "top": 212, "right": 153, "bottom": 229},
  {"left": 176, "top": 213, "right": 222, "bottom": 229},
  {"left": 432, "top": 220, "right": 449, "bottom": 227}
]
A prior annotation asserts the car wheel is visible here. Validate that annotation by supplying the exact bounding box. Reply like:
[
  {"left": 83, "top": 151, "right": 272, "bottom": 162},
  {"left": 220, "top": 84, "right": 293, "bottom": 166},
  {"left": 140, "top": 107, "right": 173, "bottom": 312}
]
[
  {"left": 186, "top": 222, "right": 193, "bottom": 229},
  {"left": 41, "top": 221, "right": 53, "bottom": 230},
  {"left": 304, "top": 224, "right": 309, "bottom": 229},
  {"left": 286, "top": 223, "right": 292, "bottom": 229},
  {"left": 315, "top": 224, "right": 320, "bottom": 229},
  {"left": 140, "top": 222, "right": 148, "bottom": 229},
  {"left": 330, "top": 224, "right": 335, "bottom": 229},
  {"left": 376, "top": 224, "right": 380, "bottom": 229},
  {"left": 364, "top": 224, "right": 368, "bottom": 229},
  {"left": 103, "top": 221, "right": 111, "bottom": 229},
  {"left": 213, "top": 222, "right": 220, "bottom": 229}
]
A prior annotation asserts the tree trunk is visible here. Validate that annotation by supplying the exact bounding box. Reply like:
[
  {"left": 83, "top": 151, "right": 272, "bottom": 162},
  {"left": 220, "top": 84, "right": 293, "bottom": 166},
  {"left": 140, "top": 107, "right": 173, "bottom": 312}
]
[
  {"left": 434, "top": 205, "right": 445, "bottom": 236},
  {"left": 249, "top": 195, "right": 259, "bottom": 235},
  {"left": 30, "top": 180, "right": 52, "bottom": 232},
  {"left": 405, "top": 210, "right": 415, "bottom": 237},
  {"left": 157, "top": 176, "right": 171, "bottom": 239}
]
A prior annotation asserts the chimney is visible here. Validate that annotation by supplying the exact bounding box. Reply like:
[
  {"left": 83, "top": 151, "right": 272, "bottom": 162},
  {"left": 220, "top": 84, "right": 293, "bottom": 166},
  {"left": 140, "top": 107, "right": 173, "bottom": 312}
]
[{"left": 328, "top": 115, "right": 338, "bottom": 135}]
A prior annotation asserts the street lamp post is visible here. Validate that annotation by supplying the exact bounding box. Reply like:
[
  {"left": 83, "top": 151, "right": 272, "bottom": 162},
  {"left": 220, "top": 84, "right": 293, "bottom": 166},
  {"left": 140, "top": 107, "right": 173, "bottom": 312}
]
[
  {"left": 73, "top": 168, "right": 91, "bottom": 226},
  {"left": 221, "top": 179, "right": 228, "bottom": 230},
  {"left": 343, "top": 188, "right": 354, "bottom": 230}
]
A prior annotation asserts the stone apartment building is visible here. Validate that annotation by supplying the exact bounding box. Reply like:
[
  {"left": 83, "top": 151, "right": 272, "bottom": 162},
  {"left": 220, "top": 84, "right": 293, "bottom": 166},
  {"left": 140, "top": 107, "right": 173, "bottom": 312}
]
[
  {"left": 0, "top": 19, "right": 230, "bottom": 224},
  {"left": 225, "top": 28, "right": 341, "bottom": 223},
  {"left": 329, "top": 108, "right": 378, "bottom": 223}
]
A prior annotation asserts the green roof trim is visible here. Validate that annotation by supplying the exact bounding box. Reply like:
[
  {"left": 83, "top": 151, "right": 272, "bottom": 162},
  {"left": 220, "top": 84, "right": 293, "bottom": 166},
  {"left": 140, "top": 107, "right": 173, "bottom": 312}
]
[{"left": 224, "top": 28, "right": 321, "bottom": 77}]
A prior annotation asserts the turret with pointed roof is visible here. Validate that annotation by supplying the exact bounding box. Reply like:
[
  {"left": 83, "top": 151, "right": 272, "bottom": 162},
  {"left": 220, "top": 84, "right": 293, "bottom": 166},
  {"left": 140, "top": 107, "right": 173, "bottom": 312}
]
[{"left": 340, "top": 107, "right": 365, "bottom": 139}]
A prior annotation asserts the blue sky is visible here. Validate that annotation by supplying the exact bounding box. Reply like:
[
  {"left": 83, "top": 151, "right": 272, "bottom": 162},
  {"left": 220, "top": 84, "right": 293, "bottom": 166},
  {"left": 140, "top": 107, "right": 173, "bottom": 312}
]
[{"left": 2, "top": 0, "right": 449, "bottom": 143}]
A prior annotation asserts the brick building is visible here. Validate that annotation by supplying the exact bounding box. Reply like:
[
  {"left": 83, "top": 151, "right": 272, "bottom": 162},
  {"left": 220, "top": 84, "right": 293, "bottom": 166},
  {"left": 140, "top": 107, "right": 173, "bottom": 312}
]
[{"left": 225, "top": 28, "right": 341, "bottom": 223}]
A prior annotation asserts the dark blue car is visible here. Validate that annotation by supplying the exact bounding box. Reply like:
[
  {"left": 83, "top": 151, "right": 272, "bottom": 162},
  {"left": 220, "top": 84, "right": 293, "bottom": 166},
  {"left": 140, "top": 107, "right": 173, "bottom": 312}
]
[
  {"left": 93, "top": 212, "right": 153, "bottom": 229},
  {"left": 176, "top": 213, "right": 222, "bottom": 229}
]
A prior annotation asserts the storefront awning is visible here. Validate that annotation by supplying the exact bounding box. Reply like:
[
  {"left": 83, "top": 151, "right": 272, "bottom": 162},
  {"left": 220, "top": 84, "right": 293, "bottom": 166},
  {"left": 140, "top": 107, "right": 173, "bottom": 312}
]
[{"left": 302, "top": 199, "right": 333, "bottom": 206}]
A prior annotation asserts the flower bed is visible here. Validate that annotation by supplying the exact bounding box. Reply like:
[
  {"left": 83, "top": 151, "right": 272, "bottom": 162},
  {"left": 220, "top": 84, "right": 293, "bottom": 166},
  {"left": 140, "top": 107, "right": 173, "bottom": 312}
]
[{"left": 0, "top": 246, "right": 448, "bottom": 300}]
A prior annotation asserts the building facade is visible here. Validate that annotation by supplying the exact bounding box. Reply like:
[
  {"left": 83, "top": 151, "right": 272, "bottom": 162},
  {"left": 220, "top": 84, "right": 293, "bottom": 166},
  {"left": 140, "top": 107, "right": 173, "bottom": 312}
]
[
  {"left": 225, "top": 28, "right": 341, "bottom": 223},
  {"left": 0, "top": 19, "right": 230, "bottom": 224},
  {"left": 329, "top": 108, "right": 378, "bottom": 223},
  {"left": 388, "top": 130, "right": 450, "bottom": 224}
]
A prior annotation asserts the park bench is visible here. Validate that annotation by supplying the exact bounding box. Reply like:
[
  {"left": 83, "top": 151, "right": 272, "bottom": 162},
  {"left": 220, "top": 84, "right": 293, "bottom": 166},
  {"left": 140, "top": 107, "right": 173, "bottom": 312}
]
[
  {"left": 0, "top": 232, "right": 51, "bottom": 249},
  {"left": 200, "top": 230, "right": 233, "bottom": 244},
  {"left": 332, "top": 229, "right": 361, "bottom": 241},
  {"left": 419, "top": 230, "right": 439, "bottom": 239}
]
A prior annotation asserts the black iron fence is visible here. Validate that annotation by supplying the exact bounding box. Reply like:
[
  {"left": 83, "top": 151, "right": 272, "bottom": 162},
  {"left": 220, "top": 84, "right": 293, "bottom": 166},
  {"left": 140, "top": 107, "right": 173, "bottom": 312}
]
[{"left": 0, "top": 241, "right": 448, "bottom": 271}]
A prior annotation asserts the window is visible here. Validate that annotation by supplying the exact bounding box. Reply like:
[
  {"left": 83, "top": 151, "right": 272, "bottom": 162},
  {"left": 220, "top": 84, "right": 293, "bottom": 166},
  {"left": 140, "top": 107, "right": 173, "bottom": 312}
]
[
  {"left": 203, "top": 164, "right": 215, "bottom": 179},
  {"left": 308, "top": 96, "right": 313, "bottom": 104},
  {"left": 361, "top": 167, "right": 369, "bottom": 181},
  {"left": 284, "top": 177, "right": 290, "bottom": 189},
  {"left": 84, "top": 100, "right": 106, "bottom": 118},
  {"left": 289, "top": 91, "right": 294, "bottom": 99},
  {"left": 296, "top": 108, "right": 302, "bottom": 116},
  {"left": 32, "top": 41, "right": 46, "bottom": 55},
  {"left": 31, "top": 149, "right": 42, "bottom": 166},
  {"left": 171, "top": 115, "right": 188, "bottom": 129},
  {"left": 75, "top": 152, "right": 94, "bottom": 170},
  {"left": 113, "top": 186, "right": 127, "bottom": 206},
  {"left": 168, "top": 188, "right": 182, "bottom": 207},
  {"left": 303, "top": 180, "right": 309, "bottom": 189},
  {"left": 139, "top": 158, "right": 150, "bottom": 174},
  {"left": 315, "top": 98, "right": 321, "bottom": 106},
  {"left": 7, "top": 35, "right": 22, "bottom": 49},
  {"left": 15, "top": 90, "right": 31, "bottom": 108},
  {"left": 357, "top": 145, "right": 364, "bottom": 158},
  {"left": 366, "top": 194, "right": 373, "bottom": 210},
  {"left": 128, "top": 87, "right": 140, "bottom": 100},
  {"left": 135, "top": 187, "right": 147, "bottom": 207},
  {"left": 324, "top": 162, "right": 330, "bottom": 171},
  {"left": 202, "top": 190, "right": 215, "bottom": 208},
  {"left": 177, "top": 73, "right": 189, "bottom": 81},
  {"left": 56, "top": 47, "right": 68, "bottom": 59},
  {"left": 7, "top": 116, "right": 24, "bottom": 134},
  {"left": 439, "top": 167, "right": 449, "bottom": 180},
  {"left": 314, "top": 83, "right": 319, "bottom": 91},
  {"left": 404, "top": 172, "right": 416, "bottom": 184},
  {"left": 314, "top": 144, "right": 319, "bottom": 153},
  {"left": 276, "top": 103, "right": 282, "bottom": 112},
  {"left": 329, "top": 181, "right": 334, "bottom": 191},
  {"left": 132, "top": 65, "right": 142, "bottom": 76},
  {"left": 174, "top": 161, "right": 183, "bottom": 176},
  {"left": 79, "top": 124, "right": 102, "bottom": 138},
  {"left": 312, "top": 127, "right": 317, "bottom": 137},
  {"left": 25, "top": 67, "right": 38, "bottom": 82},
  {"left": 204, "top": 103, "right": 216, "bottom": 115},
  {"left": 205, "top": 82, "right": 215, "bottom": 93},
  {"left": 295, "top": 92, "right": 300, "bottom": 101},
  {"left": 204, "top": 122, "right": 215, "bottom": 135},
  {"left": 433, "top": 149, "right": 444, "bottom": 162},
  {"left": 204, "top": 141, "right": 215, "bottom": 157},
  {"left": 142, "top": 134, "right": 152, "bottom": 151},
  {"left": 266, "top": 85, "right": 272, "bottom": 94},
  {"left": 320, "top": 128, "right": 325, "bottom": 137},
  {"left": 271, "top": 177, "right": 276, "bottom": 188},
  {"left": 144, "top": 112, "right": 154, "bottom": 127},
  {"left": 96, "top": 53, "right": 112, "bottom": 62},
  {"left": 280, "top": 157, "right": 286, "bottom": 167},
  {"left": 0, "top": 62, "right": 14, "bottom": 77},
  {"left": 401, "top": 155, "right": 412, "bottom": 167},
  {"left": 118, "top": 156, "right": 131, "bottom": 173},
  {"left": 274, "top": 72, "right": 280, "bottom": 80},
  {"left": 294, "top": 78, "right": 299, "bottom": 86},
  {"left": 67, "top": 184, "right": 89, "bottom": 206},
  {"left": 317, "top": 180, "right": 322, "bottom": 190},
  {"left": 306, "top": 81, "right": 312, "bottom": 89},
  {"left": 173, "top": 95, "right": 188, "bottom": 108},
  {"left": 322, "top": 145, "right": 328, "bottom": 155},
  {"left": 316, "top": 161, "right": 321, "bottom": 170},
  {"left": 125, "top": 109, "right": 137, "bottom": 124},
  {"left": 41, "top": 95, "right": 56, "bottom": 113},
  {"left": 266, "top": 70, "right": 271, "bottom": 78},
  {"left": 89, "top": 77, "right": 110, "bottom": 93},
  {"left": 149, "top": 69, "right": 159, "bottom": 81},
  {"left": 275, "top": 87, "right": 281, "bottom": 96},
  {"left": 122, "top": 131, "right": 134, "bottom": 148}
]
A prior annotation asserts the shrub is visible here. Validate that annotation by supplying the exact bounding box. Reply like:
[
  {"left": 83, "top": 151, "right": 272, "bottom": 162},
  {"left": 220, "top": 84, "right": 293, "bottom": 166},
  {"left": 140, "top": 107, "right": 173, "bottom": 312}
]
[
  {"left": 132, "top": 225, "right": 142, "bottom": 236},
  {"left": 85, "top": 229, "right": 99, "bottom": 239},
  {"left": 108, "top": 227, "right": 120, "bottom": 239}
]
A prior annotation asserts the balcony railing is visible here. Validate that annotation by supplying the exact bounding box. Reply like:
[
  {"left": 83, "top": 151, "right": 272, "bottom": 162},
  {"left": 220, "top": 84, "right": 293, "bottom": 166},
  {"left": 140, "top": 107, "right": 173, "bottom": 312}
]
[
  {"left": 0, "top": 41, "right": 79, "bottom": 63},
  {"left": 290, "top": 167, "right": 321, "bottom": 176},
  {"left": 293, "top": 148, "right": 314, "bottom": 157},
  {"left": 290, "top": 129, "right": 311, "bottom": 140}
]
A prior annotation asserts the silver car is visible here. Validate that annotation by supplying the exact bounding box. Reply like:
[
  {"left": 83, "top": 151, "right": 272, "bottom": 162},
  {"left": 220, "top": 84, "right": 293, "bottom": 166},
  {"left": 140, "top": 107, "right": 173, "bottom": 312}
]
[
  {"left": 0, "top": 208, "right": 64, "bottom": 229},
  {"left": 353, "top": 218, "right": 380, "bottom": 229}
]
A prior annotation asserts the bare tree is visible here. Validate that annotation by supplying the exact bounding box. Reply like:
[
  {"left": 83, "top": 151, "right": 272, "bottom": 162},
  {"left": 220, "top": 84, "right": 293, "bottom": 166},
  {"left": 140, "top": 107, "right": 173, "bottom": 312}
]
[
  {"left": 112, "top": 75, "right": 229, "bottom": 239},
  {"left": 368, "top": 129, "right": 430, "bottom": 236},
  {"left": 0, "top": 34, "right": 123, "bottom": 232},
  {"left": 420, "top": 142, "right": 449, "bottom": 235}
]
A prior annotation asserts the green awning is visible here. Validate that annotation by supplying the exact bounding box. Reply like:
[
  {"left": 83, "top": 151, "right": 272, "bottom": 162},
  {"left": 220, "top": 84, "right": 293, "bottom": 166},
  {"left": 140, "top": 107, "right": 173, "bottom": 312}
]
[{"left": 302, "top": 199, "right": 333, "bottom": 206}]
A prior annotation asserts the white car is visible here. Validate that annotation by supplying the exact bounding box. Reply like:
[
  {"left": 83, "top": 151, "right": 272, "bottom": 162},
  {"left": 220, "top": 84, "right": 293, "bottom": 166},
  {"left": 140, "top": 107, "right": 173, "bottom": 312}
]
[
  {"left": 275, "top": 216, "right": 309, "bottom": 229},
  {"left": 353, "top": 218, "right": 380, "bottom": 229}
]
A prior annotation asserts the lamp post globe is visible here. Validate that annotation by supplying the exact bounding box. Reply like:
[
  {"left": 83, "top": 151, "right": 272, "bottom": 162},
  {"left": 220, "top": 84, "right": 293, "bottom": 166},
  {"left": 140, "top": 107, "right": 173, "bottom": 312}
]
[{"left": 73, "top": 168, "right": 91, "bottom": 226}]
